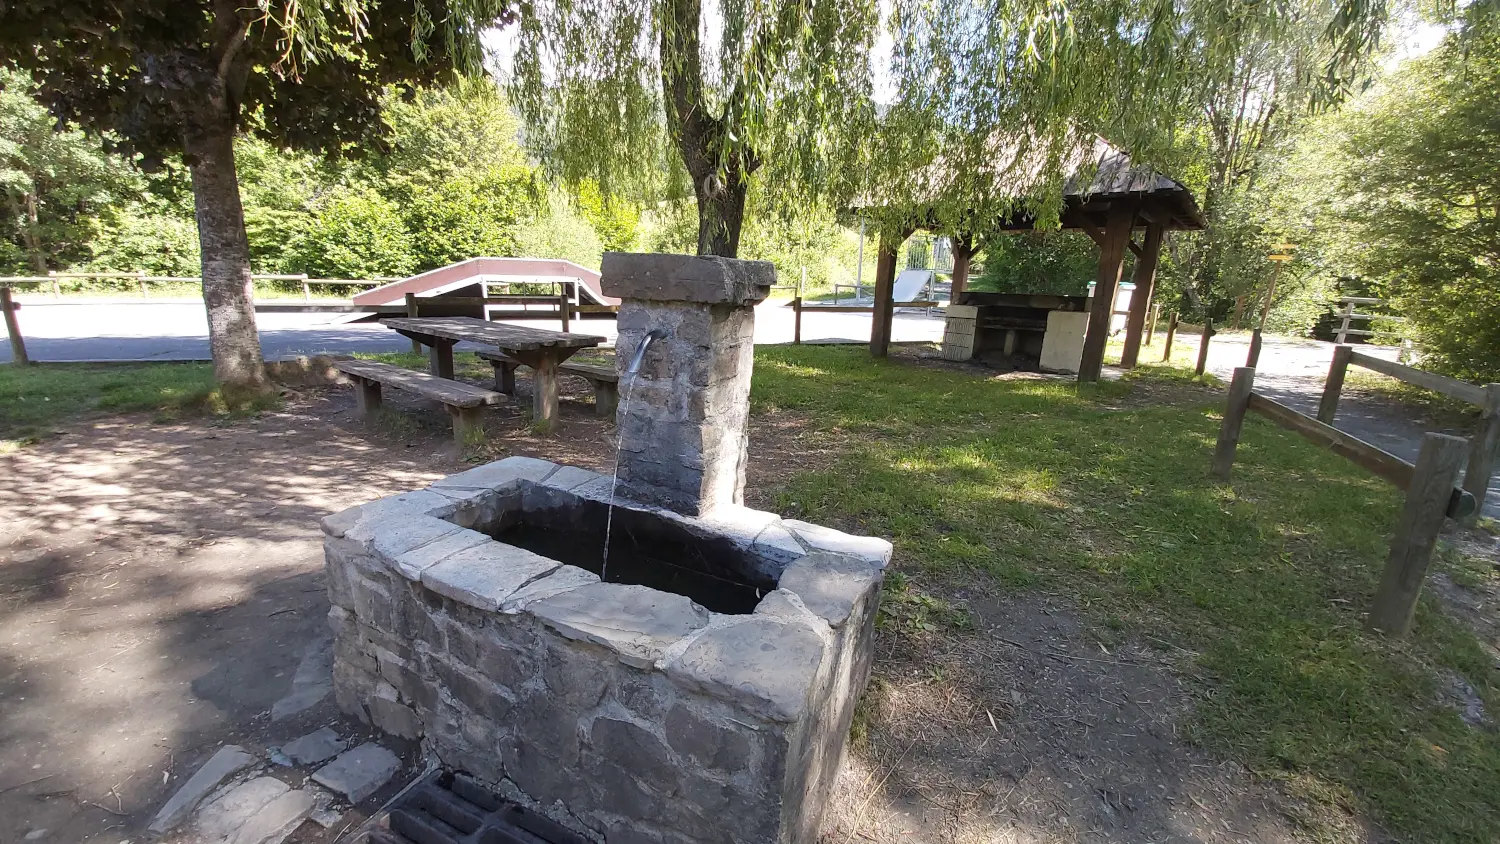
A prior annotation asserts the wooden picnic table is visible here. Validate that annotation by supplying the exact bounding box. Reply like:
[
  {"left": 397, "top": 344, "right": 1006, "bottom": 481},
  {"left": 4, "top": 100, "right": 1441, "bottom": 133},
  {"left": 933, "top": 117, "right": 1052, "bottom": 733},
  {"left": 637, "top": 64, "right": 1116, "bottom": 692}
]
[{"left": 381, "top": 317, "right": 605, "bottom": 430}]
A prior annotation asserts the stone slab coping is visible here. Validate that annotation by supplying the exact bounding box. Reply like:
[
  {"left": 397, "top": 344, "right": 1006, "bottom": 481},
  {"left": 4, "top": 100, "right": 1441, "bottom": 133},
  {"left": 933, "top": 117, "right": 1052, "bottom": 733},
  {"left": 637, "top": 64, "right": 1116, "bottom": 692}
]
[
  {"left": 323, "top": 456, "right": 892, "bottom": 722},
  {"left": 600, "top": 252, "right": 773, "bottom": 306}
]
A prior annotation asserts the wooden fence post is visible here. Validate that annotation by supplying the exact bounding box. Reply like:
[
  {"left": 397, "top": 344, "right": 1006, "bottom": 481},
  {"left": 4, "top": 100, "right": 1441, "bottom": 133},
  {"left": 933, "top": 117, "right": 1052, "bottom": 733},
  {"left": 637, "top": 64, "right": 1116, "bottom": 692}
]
[
  {"left": 1368, "top": 432, "right": 1468, "bottom": 637},
  {"left": 48, "top": 270, "right": 60, "bottom": 299},
  {"left": 1245, "top": 328, "right": 1263, "bottom": 368},
  {"left": 1463, "top": 383, "right": 1500, "bottom": 522},
  {"left": 559, "top": 291, "right": 571, "bottom": 333},
  {"left": 1317, "top": 345, "right": 1354, "bottom": 425},
  {"left": 404, "top": 292, "right": 422, "bottom": 354},
  {"left": 1145, "top": 303, "right": 1159, "bottom": 346},
  {"left": 137, "top": 270, "right": 148, "bottom": 298},
  {"left": 301, "top": 274, "right": 312, "bottom": 302},
  {"left": 1, "top": 286, "right": 29, "bottom": 365},
  {"left": 1211, "top": 367, "right": 1256, "bottom": 480},
  {"left": 1232, "top": 295, "right": 1245, "bottom": 330},
  {"left": 1335, "top": 301, "right": 1354, "bottom": 345},
  {"left": 1194, "top": 318, "right": 1214, "bottom": 376},
  {"left": 793, "top": 297, "right": 803, "bottom": 345},
  {"left": 1162, "top": 312, "right": 1178, "bottom": 362}
]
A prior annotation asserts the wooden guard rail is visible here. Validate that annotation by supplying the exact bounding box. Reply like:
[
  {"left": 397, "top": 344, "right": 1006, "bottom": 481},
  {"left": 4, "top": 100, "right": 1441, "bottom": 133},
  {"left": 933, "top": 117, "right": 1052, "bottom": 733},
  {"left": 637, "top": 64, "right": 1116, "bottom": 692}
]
[
  {"left": 788, "top": 296, "right": 941, "bottom": 344},
  {"left": 1319, "top": 344, "right": 1500, "bottom": 519},
  {"left": 1212, "top": 366, "right": 1478, "bottom": 637},
  {"left": 1, "top": 272, "right": 395, "bottom": 301}
]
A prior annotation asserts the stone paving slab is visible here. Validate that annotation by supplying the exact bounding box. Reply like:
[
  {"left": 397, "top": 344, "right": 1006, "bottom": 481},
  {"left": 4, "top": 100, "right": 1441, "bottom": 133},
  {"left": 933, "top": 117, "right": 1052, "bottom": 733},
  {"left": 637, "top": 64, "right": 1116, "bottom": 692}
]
[
  {"left": 312, "top": 743, "right": 402, "bottom": 803},
  {"left": 279, "top": 727, "right": 347, "bottom": 766},
  {"left": 148, "top": 744, "right": 256, "bottom": 833}
]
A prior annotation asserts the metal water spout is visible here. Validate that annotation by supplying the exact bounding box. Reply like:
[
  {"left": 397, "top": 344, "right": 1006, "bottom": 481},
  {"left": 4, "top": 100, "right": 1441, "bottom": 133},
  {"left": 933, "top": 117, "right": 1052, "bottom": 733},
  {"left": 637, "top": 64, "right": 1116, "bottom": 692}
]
[{"left": 625, "top": 329, "right": 667, "bottom": 374}]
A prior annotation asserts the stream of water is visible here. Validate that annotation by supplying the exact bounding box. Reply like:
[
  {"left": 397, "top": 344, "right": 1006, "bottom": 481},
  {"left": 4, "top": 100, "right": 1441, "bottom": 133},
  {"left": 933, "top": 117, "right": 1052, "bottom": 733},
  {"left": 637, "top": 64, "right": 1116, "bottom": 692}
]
[{"left": 600, "top": 372, "right": 637, "bottom": 581}]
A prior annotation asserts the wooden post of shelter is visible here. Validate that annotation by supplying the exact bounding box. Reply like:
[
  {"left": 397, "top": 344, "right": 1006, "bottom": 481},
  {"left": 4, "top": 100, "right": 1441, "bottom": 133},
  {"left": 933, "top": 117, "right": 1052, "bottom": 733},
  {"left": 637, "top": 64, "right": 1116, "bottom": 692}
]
[
  {"left": 1078, "top": 203, "right": 1136, "bottom": 382},
  {"left": 1, "top": 286, "right": 29, "bottom": 365},
  {"left": 1119, "top": 222, "right": 1164, "bottom": 368},
  {"left": 793, "top": 297, "right": 803, "bottom": 345},
  {"left": 869, "top": 227, "right": 910, "bottom": 358},
  {"left": 1145, "top": 303, "right": 1159, "bottom": 346},
  {"left": 1368, "top": 432, "right": 1469, "bottom": 637},
  {"left": 1195, "top": 318, "right": 1214, "bottom": 376},
  {"left": 949, "top": 235, "right": 975, "bottom": 303},
  {"left": 558, "top": 290, "right": 571, "bottom": 333},
  {"left": 1464, "top": 384, "right": 1500, "bottom": 521}
]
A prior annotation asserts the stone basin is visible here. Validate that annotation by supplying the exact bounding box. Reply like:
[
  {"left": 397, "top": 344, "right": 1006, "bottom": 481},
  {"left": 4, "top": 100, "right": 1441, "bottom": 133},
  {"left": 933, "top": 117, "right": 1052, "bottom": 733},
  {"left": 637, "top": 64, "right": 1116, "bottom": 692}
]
[{"left": 322, "top": 456, "right": 890, "bottom": 844}]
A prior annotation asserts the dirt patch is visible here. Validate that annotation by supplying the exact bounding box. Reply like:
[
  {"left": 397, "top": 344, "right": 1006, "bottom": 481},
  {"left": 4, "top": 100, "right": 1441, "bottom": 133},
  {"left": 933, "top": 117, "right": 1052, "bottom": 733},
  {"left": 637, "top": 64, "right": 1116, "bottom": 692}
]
[{"left": 824, "top": 586, "right": 1367, "bottom": 843}]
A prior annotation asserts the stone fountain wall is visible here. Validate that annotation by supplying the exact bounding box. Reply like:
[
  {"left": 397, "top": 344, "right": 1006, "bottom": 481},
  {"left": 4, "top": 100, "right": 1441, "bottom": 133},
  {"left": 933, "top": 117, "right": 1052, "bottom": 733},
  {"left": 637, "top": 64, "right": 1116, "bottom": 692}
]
[
  {"left": 603, "top": 253, "right": 773, "bottom": 517},
  {"left": 322, "top": 457, "right": 891, "bottom": 844}
]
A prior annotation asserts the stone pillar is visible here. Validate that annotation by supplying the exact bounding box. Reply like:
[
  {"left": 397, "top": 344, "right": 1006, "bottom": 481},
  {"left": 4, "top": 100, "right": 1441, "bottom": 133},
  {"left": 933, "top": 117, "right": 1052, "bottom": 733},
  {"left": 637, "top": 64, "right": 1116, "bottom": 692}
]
[{"left": 602, "top": 253, "right": 773, "bottom": 516}]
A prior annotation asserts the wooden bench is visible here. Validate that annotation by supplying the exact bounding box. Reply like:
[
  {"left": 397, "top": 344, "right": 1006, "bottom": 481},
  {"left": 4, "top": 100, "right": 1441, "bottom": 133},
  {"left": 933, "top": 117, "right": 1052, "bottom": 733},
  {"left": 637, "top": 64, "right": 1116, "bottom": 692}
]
[
  {"left": 475, "top": 350, "right": 621, "bottom": 416},
  {"left": 334, "top": 359, "right": 503, "bottom": 444}
]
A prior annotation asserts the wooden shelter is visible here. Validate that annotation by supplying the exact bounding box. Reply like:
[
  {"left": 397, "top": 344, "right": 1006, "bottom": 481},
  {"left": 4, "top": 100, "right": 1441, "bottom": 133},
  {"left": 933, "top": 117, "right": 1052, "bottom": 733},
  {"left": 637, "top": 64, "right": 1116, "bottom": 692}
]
[{"left": 864, "top": 139, "right": 1204, "bottom": 381}]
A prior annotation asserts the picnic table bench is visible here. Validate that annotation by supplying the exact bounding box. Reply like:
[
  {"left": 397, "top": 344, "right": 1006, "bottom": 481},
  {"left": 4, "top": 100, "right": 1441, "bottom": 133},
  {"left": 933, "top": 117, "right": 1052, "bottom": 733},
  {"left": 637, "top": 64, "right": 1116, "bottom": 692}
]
[
  {"left": 334, "top": 359, "right": 503, "bottom": 443},
  {"left": 380, "top": 317, "right": 605, "bottom": 431},
  {"left": 475, "top": 350, "right": 621, "bottom": 416}
]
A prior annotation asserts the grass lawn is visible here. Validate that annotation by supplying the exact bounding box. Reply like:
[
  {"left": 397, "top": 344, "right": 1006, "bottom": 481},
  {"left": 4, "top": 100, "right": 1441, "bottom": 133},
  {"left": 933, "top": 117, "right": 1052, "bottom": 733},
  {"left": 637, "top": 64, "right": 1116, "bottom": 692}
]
[
  {"left": 751, "top": 345, "right": 1498, "bottom": 843},
  {"left": 0, "top": 362, "right": 273, "bottom": 449}
]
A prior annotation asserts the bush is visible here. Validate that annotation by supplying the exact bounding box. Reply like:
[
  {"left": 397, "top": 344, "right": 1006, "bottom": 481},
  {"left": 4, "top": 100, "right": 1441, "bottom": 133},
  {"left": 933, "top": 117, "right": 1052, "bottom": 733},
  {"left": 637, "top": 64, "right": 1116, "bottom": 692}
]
[
  {"left": 403, "top": 165, "right": 538, "bottom": 269},
  {"left": 287, "top": 187, "right": 416, "bottom": 279}
]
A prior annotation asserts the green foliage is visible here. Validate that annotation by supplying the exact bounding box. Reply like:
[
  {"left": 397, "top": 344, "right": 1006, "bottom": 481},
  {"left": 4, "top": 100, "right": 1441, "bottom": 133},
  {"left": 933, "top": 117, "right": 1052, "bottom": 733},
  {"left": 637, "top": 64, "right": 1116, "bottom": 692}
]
[
  {"left": 287, "top": 187, "right": 416, "bottom": 279},
  {"left": 1271, "top": 10, "right": 1500, "bottom": 380},
  {"left": 573, "top": 181, "right": 640, "bottom": 253},
  {"left": 972, "top": 232, "right": 1097, "bottom": 295},
  {"left": 0, "top": 69, "right": 143, "bottom": 273},
  {"left": 516, "top": 193, "right": 605, "bottom": 269},
  {"left": 88, "top": 200, "right": 201, "bottom": 277},
  {"left": 403, "top": 166, "right": 538, "bottom": 268}
]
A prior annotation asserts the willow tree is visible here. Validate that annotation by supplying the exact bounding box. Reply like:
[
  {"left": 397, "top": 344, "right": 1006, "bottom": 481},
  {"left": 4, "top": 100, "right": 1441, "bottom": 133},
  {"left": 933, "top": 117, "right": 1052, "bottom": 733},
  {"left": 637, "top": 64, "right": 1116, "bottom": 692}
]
[
  {"left": 0, "top": 0, "right": 514, "bottom": 392},
  {"left": 510, "top": 0, "right": 878, "bottom": 257},
  {"left": 512, "top": 0, "right": 1390, "bottom": 260}
]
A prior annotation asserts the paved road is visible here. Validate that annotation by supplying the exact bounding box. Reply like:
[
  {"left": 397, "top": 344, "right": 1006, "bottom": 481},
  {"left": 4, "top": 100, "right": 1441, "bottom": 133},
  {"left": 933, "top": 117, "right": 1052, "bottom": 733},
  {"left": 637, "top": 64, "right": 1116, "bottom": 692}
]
[
  {"left": 4, "top": 298, "right": 1491, "bottom": 517},
  {"left": 0, "top": 298, "right": 945, "bottom": 362},
  {"left": 1169, "top": 330, "right": 1498, "bottom": 520}
]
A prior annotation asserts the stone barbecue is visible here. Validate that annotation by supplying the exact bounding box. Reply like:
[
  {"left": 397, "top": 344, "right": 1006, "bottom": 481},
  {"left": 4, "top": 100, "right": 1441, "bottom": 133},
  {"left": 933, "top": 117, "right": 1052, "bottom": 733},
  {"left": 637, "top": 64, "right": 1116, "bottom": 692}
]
[{"left": 323, "top": 254, "right": 890, "bottom": 844}]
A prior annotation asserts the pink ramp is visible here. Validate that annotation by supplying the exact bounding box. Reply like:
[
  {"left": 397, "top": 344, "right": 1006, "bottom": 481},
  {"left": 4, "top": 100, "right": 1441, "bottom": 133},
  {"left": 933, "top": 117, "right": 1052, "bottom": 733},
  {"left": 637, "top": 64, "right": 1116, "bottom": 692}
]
[{"left": 353, "top": 257, "right": 619, "bottom": 307}]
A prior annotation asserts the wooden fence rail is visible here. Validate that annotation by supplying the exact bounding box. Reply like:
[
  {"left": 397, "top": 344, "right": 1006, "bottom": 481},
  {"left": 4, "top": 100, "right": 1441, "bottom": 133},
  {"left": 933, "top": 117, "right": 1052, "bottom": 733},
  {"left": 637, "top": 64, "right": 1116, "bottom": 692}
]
[
  {"left": 1212, "top": 366, "right": 1477, "bottom": 637},
  {"left": 1318, "top": 344, "right": 1500, "bottom": 518},
  {"left": 789, "top": 296, "right": 941, "bottom": 344},
  {"left": 2, "top": 273, "right": 396, "bottom": 301}
]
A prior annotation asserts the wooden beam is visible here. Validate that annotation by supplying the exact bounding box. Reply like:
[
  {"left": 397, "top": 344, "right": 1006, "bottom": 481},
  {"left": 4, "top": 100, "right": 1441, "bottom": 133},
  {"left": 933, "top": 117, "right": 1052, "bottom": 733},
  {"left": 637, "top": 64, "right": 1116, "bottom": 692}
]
[
  {"left": 949, "top": 235, "right": 975, "bottom": 302},
  {"left": 1080, "top": 202, "right": 1134, "bottom": 380},
  {"left": 1118, "top": 222, "right": 1163, "bottom": 368},
  {"left": 1078, "top": 204, "right": 1135, "bottom": 382},
  {"left": 1348, "top": 350, "right": 1489, "bottom": 406},
  {"left": 1081, "top": 223, "right": 1144, "bottom": 258},
  {"left": 1248, "top": 393, "right": 1414, "bottom": 488},
  {"left": 869, "top": 228, "right": 909, "bottom": 358}
]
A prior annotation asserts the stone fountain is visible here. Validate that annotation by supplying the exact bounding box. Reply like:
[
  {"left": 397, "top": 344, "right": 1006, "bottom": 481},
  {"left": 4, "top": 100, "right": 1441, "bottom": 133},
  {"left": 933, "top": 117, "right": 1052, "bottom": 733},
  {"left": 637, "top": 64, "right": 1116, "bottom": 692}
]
[{"left": 321, "top": 253, "right": 890, "bottom": 844}]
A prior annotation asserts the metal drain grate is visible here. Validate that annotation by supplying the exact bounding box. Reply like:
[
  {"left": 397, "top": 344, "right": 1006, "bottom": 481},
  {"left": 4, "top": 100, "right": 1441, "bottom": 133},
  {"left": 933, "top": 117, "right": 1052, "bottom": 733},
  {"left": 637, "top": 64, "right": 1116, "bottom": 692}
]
[{"left": 350, "top": 771, "right": 592, "bottom": 844}]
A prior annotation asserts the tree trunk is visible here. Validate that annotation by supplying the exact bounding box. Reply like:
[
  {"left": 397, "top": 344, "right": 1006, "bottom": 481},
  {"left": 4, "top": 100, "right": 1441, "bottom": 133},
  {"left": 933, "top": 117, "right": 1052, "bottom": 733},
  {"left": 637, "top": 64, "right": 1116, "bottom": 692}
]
[
  {"left": 694, "top": 173, "right": 748, "bottom": 257},
  {"left": 182, "top": 109, "right": 268, "bottom": 393},
  {"left": 22, "top": 193, "right": 47, "bottom": 274}
]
